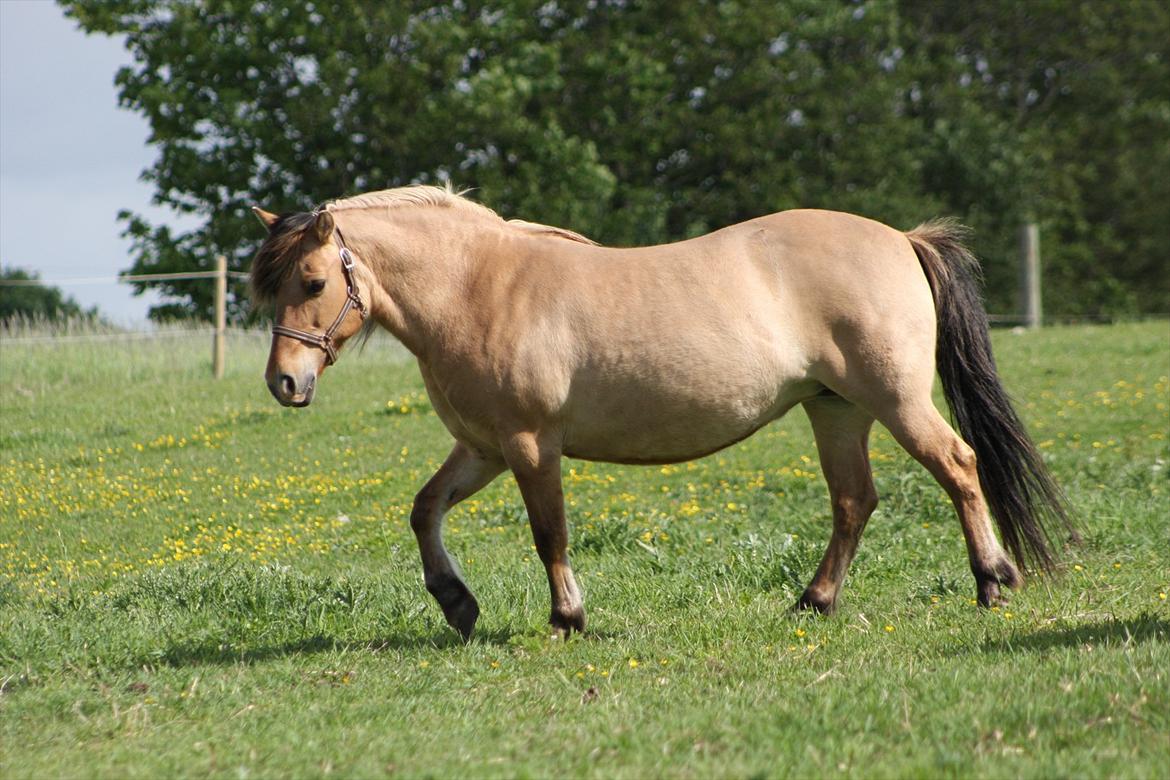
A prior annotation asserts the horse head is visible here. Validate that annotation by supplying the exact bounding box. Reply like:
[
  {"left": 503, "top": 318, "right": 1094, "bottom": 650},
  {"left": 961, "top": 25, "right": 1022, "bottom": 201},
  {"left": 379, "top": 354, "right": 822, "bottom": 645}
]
[{"left": 250, "top": 206, "right": 367, "bottom": 407}]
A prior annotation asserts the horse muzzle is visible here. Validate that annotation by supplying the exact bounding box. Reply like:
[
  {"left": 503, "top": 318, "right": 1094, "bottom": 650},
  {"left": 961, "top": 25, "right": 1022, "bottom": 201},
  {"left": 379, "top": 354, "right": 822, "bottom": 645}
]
[{"left": 268, "top": 371, "right": 317, "bottom": 407}]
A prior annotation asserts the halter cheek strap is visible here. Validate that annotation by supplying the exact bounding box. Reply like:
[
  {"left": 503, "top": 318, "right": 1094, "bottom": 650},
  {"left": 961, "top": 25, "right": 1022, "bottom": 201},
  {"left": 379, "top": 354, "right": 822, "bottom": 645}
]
[{"left": 271, "top": 226, "right": 368, "bottom": 366}]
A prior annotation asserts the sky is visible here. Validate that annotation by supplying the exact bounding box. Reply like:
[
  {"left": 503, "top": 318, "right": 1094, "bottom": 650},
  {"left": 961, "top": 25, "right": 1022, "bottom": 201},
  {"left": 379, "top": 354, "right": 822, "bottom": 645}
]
[{"left": 0, "top": 0, "right": 195, "bottom": 325}]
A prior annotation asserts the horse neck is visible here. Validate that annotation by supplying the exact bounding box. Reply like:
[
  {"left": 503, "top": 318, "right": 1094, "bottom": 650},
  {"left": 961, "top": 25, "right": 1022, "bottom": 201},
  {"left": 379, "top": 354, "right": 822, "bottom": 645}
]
[{"left": 336, "top": 207, "right": 487, "bottom": 359}]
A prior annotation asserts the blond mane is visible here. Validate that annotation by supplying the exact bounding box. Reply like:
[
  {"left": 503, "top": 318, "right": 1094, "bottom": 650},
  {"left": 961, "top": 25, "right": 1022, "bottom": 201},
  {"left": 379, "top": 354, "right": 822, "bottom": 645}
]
[
  {"left": 251, "top": 185, "right": 595, "bottom": 304},
  {"left": 325, "top": 186, "right": 596, "bottom": 244},
  {"left": 323, "top": 184, "right": 490, "bottom": 216}
]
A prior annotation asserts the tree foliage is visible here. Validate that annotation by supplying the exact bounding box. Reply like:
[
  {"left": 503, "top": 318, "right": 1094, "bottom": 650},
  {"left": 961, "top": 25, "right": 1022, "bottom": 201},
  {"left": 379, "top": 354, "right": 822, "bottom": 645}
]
[
  {"left": 61, "top": 0, "right": 1169, "bottom": 321},
  {"left": 0, "top": 268, "right": 98, "bottom": 323}
]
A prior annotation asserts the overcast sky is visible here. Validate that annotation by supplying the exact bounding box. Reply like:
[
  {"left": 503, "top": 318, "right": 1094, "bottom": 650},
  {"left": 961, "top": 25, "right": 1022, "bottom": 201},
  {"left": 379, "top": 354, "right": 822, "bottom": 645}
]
[{"left": 0, "top": 0, "right": 194, "bottom": 325}]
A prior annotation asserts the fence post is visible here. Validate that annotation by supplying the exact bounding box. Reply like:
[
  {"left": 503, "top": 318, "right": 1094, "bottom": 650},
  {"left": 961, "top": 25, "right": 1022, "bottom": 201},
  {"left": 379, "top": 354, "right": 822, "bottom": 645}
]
[
  {"left": 213, "top": 254, "right": 227, "bottom": 378},
  {"left": 1019, "top": 222, "right": 1042, "bottom": 329}
]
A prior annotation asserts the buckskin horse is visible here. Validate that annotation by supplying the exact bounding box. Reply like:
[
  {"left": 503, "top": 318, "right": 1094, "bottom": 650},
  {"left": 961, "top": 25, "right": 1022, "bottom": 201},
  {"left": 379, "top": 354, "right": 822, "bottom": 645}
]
[{"left": 250, "top": 185, "right": 1072, "bottom": 639}]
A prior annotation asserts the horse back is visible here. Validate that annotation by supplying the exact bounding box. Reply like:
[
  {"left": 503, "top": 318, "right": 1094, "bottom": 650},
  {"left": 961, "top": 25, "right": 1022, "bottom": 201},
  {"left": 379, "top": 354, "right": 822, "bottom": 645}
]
[{"left": 428, "top": 209, "right": 934, "bottom": 462}]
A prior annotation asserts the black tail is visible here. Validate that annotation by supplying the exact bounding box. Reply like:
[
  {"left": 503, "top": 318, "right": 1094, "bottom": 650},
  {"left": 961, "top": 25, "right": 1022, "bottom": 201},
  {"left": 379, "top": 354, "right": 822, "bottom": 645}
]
[{"left": 907, "top": 220, "right": 1077, "bottom": 571}]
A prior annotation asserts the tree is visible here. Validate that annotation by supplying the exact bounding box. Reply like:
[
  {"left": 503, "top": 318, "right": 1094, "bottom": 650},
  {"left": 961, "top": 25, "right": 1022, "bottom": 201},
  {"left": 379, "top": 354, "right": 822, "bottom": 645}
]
[
  {"left": 62, "top": 0, "right": 1168, "bottom": 321},
  {"left": 899, "top": 0, "right": 1170, "bottom": 316},
  {"left": 0, "top": 267, "right": 98, "bottom": 322}
]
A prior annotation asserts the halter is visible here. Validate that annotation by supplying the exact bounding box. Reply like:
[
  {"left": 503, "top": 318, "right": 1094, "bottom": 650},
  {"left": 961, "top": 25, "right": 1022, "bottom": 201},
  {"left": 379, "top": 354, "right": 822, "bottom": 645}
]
[{"left": 271, "top": 224, "right": 368, "bottom": 365}]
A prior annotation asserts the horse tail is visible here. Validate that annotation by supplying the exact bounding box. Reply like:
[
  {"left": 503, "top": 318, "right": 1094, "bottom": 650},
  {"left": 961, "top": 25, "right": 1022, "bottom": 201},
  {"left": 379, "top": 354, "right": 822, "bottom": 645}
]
[{"left": 905, "top": 219, "right": 1076, "bottom": 571}]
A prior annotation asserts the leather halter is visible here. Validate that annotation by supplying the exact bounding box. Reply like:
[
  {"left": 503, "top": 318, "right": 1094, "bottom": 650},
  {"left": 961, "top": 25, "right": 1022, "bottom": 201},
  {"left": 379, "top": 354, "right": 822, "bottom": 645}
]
[{"left": 271, "top": 225, "right": 368, "bottom": 365}]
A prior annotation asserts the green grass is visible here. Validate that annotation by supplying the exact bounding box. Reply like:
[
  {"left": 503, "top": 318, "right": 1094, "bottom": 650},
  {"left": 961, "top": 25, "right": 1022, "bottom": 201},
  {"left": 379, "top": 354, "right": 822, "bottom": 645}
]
[{"left": 1, "top": 322, "right": 1167, "bottom": 779}]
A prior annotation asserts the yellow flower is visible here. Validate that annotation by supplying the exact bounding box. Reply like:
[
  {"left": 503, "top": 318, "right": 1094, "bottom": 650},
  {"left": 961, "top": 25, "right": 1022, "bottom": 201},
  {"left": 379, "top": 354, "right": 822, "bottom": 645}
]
[
  {"left": 628, "top": 658, "right": 640, "bottom": 669},
  {"left": 883, "top": 625, "right": 895, "bottom": 633},
  {"left": 418, "top": 660, "right": 429, "bottom": 668},
  {"left": 794, "top": 628, "right": 806, "bottom": 638}
]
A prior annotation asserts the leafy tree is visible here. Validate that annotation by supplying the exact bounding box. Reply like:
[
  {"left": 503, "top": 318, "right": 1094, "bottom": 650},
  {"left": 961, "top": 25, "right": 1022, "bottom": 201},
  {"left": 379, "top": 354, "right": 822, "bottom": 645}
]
[
  {"left": 899, "top": 0, "right": 1170, "bottom": 316},
  {"left": 0, "top": 267, "right": 98, "bottom": 322},
  {"left": 62, "top": 0, "right": 1168, "bottom": 321}
]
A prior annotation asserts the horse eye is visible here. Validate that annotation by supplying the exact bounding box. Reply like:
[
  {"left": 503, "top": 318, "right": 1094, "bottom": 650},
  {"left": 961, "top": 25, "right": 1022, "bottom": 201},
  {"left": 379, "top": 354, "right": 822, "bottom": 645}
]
[{"left": 306, "top": 279, "right": 326, "bottom": 295}]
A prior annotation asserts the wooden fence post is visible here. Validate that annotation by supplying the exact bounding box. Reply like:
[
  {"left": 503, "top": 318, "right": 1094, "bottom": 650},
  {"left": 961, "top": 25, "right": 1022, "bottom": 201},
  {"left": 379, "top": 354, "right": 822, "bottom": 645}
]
[
  {"left": 213, "top": 254, "right": 227, "bottom": 378},
  {"left": 1019, "top": 223, "right": 1042, "bottom": 329}
]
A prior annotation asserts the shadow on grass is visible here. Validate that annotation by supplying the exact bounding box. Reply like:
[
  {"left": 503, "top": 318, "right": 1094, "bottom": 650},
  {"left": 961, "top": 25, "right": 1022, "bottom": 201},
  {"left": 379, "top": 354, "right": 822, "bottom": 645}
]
[
  {"left": 157, "top": 633, "right": 461, "bottom": 667},
  {"left": 979, "top": 613, "right": 1169, "bottom": 655},
  {"left": 156, "top": 625, "right": 622, "bottom": 668}
]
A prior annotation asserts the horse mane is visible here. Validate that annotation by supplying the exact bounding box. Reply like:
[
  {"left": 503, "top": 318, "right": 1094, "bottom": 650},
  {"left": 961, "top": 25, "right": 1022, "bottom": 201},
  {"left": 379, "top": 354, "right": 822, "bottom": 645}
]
[
  {"left": 327, "top": 187, "right": 596, "bottom": 245},
  {"left": 250, "top": 211, "right": 318, "bottom": 305},
  {"left": 250, "top": 185, "right": 596, "bottom": 305},
  {"left": 323, "top": 184, "right": 486, "bottom": 215}
]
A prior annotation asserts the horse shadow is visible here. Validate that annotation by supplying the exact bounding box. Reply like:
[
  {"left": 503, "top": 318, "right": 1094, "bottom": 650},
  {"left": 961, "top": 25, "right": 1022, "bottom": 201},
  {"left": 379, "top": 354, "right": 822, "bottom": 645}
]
[
  {"left": 975, "top": 614, "right": 1168, "bottom": 655},
  {"left": 155, "top": 624, "right": 621, "bottom": 669}
]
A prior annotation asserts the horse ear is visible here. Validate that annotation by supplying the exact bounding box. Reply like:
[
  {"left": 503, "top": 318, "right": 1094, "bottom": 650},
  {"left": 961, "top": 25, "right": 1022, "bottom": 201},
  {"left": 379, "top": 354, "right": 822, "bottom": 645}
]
[
  {"left": 252, "top": 206, "right": 279, "bottom": 230},
  {"left": 314, "top": 210, "right": 335, "bottom": 243}
]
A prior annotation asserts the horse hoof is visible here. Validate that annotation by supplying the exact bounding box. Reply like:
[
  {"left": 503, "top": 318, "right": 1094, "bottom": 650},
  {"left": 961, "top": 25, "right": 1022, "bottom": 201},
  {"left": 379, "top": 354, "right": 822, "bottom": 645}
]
[
  {"left": 977, "top": 583, "right": 1008, "bottom": 608},
  {"left": 444, "top": 596, "right": 480, "bottom": 641},
  {"left": 975, "top": 555, "right": 1023, "bottom": 608},
  {"left": 550, "top": 606, "right": 586, "bottom": 637},
  {"left": 427, "top": 574, "right": 480, "bottom": 641},
  {"left": 795, "top": 589, "right": 836, "bottom": 615}
]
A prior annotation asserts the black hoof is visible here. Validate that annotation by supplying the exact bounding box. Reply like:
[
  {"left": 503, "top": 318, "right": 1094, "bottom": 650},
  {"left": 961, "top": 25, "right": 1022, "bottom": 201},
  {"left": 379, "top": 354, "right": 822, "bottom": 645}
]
[
  {"left": 443, "top": 596, "right": 480, "bottom": 641},
  {"left": 550, "top": 605, "right": 586, "bottom": 637},
  {"left": 975, "top": 555, "right": 1023, "bottom": 608},
  {"left": 426, "top": 575, "right": 480, "bottom": 641},
  {"left": 795, "top": 588, "right": 836, "bottom": 615}
]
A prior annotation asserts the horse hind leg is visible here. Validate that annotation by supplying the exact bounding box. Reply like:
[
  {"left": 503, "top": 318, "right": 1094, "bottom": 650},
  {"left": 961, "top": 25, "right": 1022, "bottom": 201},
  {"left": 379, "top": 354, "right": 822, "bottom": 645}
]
[
  {"left": 874, "top": 396, "right": 1022, "bottom": 606},
  {"left": 796, "top": 397, "right": 879, "bottom": 613}
]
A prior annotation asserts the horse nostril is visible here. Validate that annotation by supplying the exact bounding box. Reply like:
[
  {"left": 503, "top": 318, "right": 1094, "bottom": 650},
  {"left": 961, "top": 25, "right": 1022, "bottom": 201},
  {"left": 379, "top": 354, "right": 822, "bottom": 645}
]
[{"left": 279, "top": 373, "right": 297, "bottom": 397}]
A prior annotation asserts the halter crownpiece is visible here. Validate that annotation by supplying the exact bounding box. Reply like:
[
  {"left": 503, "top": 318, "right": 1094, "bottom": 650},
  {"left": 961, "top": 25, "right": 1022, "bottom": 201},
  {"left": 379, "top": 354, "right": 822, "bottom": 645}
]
[{"left": 270, "top": 226, "right": 368, "bottom": 366}]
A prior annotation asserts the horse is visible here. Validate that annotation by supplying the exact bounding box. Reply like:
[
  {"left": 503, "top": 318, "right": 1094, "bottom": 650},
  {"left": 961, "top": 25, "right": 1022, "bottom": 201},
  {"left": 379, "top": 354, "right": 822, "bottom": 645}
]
[{"left": 249, "top": 185, "right": 1073, "bottom": 639}]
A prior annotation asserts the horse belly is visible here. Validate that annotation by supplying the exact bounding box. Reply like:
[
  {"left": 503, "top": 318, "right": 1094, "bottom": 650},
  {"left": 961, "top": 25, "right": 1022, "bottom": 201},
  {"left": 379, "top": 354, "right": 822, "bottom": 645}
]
[{"left": 561, "top": 359, "right": 815, "bottom": 464}]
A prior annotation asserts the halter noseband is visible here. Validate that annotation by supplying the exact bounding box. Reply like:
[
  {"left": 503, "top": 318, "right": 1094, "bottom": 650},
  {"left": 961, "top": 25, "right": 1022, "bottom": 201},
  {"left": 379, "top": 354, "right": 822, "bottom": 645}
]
[{"left": 271, "top": 224, "right": 368, "bottom": 366}]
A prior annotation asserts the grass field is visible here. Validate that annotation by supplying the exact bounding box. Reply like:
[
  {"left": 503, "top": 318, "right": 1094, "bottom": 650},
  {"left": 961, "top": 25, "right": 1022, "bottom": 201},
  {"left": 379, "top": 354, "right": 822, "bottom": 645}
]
[{"left": 1, "top": 321, "right": 1167, "bottom": 778}]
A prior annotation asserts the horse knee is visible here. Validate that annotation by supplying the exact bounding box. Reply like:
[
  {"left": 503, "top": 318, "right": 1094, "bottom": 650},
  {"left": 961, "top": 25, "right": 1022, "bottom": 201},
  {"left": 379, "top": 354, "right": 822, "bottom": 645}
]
[
  {"left": 858, "top": 488, "right": 878, "bottom": 518},
  {"left": 410, "top": 487, "right": 441, "bottom": 534},
  {"left": 833, "top": 488, "right": 878, "bottom": 523}
]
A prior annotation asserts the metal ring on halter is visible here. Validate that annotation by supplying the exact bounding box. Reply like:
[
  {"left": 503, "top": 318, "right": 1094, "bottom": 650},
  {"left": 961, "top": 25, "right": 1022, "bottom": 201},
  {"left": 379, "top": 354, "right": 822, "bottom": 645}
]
[{"left": 270, "top": 227, "right": 367, "bottom": 366}]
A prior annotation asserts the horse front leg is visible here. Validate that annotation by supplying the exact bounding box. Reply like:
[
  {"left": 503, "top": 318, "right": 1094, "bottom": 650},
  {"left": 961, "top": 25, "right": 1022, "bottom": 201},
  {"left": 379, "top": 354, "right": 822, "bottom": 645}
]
[
  {"left": 410, "top": 442, "right": 505, "bottom": 640},
  {"left": 797, "top": 398, "right": 879, "bottom": 613},
  {"left": 502, "top": 430, "right": 586, "bottom": 636}
]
